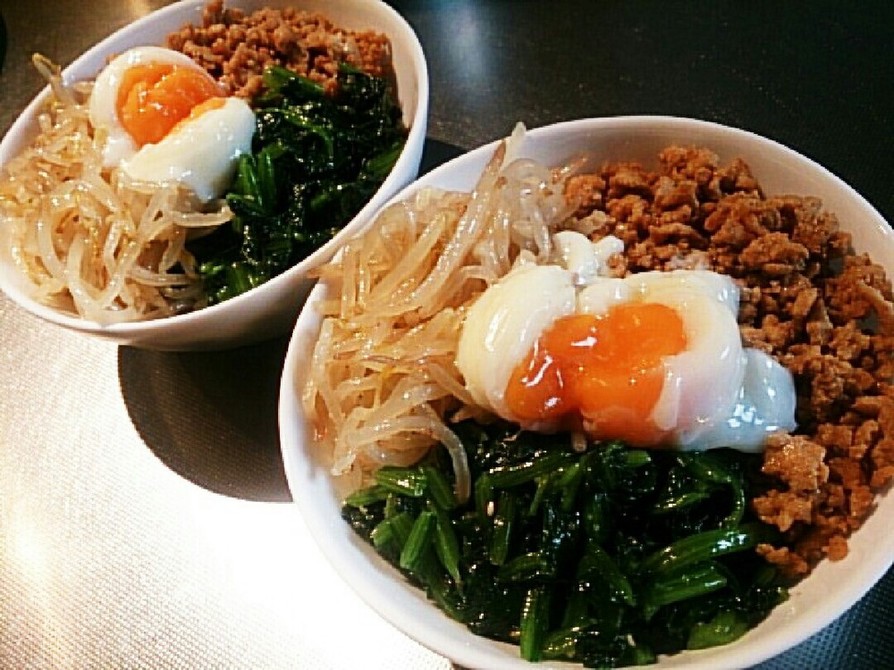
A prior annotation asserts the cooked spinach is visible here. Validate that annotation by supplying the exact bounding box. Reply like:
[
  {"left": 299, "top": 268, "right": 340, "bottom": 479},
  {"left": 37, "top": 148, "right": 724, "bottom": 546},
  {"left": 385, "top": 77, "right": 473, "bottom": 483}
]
[
  {"left": 342, "top": 420, "right": 788, "bottom": 667},
  {"left": 191, "top": 63, "right": 407, "bottom": 305}
]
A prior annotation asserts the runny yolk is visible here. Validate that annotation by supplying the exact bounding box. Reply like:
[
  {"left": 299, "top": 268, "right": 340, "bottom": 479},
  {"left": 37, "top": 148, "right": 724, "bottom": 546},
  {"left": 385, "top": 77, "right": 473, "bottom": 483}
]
[
  {"left": 116, "top": 63, "right": 223, "bottom": 147},
  {"left": 505, "top": 302, "right": 687, "bottom": 445}
]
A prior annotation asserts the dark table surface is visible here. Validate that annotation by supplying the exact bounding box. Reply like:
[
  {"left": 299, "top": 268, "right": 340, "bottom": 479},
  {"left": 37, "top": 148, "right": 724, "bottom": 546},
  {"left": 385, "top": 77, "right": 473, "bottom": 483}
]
[{"left": 1, "top": 1, "right": 892, "bottom": 668}]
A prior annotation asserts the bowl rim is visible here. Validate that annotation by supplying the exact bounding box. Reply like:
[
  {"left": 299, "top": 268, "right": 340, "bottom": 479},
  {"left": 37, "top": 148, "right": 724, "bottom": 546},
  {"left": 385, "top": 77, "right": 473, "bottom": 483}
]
[
  {"left": 278, "top": 115, "right": 894, "bottom": 670},
  {"left": 0, "top": 0, "right": 429, "bottom": 341}
]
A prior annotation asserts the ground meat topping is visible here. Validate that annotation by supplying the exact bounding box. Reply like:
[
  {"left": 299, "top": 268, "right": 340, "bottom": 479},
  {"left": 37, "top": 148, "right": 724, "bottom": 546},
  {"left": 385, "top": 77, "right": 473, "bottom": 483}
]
[
  {"left": 563, "top": 145, "right": 894, "bottom": 577},
  {"left": 753, "top": 490, "right": 815, "bottom": 534},
  {"left": 762, "top": 434, "right": 829, "bottom": 492},
  {"left": 167, "top": 0, "right": 393, "bottom": 99}
]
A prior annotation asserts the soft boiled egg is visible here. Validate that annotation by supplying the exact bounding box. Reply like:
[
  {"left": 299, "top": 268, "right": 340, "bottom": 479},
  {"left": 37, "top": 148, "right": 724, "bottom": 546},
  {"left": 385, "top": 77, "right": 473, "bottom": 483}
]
[
  {"left": 88, "top": 46, "right": 255, "bottom": 201},
  {"left": 455, "top": 232, "right": 797, "bottom": 452}
]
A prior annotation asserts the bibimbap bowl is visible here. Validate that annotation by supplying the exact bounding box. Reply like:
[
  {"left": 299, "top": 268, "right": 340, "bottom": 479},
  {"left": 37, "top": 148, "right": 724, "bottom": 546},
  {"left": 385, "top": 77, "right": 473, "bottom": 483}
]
[
  {"left": 0, "top": 0, "right": 428, "bottom": 350},
  {"left": 279, "top": 116, "right": 894, "bottom": 669}
]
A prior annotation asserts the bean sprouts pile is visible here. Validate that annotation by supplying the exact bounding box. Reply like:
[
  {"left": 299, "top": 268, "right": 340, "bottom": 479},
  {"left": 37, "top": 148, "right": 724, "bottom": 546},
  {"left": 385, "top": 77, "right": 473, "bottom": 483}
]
[
  {"left": 303, "top": 125, "right": 592, "bottom": 500},
  {"left": 0, "top": 56, "right": 232, "bottom": 323}
]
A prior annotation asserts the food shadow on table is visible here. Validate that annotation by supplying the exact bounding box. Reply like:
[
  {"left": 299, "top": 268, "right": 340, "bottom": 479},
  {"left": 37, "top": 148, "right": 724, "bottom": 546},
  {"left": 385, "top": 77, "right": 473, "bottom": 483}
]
[
  {"left": 117, "top": 336, "right": 292, "bottom": 503},
  {"left": 419, "top": 137, "right": 466, "bottom": 174},
  {"left": 115, "top": 137, "right": 465, "bottom": 504}
]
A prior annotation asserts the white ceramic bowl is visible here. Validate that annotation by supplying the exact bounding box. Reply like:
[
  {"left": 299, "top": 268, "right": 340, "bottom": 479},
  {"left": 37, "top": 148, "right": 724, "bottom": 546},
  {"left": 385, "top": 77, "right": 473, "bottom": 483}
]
[
  {"left": 0, "top": 0, "right": 428, "bottom": 350},
  {"left": 279, "top": 116, "right": 894, "bottom": 669}
]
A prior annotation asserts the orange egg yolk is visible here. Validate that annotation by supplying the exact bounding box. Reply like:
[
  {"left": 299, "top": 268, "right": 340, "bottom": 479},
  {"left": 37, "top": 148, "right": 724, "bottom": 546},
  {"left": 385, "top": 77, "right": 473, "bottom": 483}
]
[
  {"left": 505, "top": 302, "right": 687, "bottom": 445},
  {"left": 116, "top": 63, "right": 223, "bottom": 147}
]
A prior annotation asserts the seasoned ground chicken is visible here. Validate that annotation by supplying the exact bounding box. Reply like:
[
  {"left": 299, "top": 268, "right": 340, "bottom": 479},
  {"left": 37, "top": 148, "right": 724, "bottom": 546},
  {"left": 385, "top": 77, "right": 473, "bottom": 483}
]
[
  {"left": 565, "top": 145, "right": 894, "bottom": 579},
  {"left": 167, "top": 0, "right": 393, "bottom": 99}
]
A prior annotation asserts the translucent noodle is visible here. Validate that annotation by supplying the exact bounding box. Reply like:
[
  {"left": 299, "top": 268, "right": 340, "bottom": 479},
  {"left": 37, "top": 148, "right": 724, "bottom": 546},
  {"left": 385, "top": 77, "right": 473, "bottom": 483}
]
[
  {"left": 0, "top": 55, "right": 231, "bottom": 323},
  {"left": 304, "top": 124, "right": 578, "bottom": 502}
]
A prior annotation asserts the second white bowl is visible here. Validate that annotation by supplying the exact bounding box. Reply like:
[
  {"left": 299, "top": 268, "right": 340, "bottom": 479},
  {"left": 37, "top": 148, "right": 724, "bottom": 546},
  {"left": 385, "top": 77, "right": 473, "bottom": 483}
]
[{"left": 279, "top": 115, "right": 894, "bottom": 670}]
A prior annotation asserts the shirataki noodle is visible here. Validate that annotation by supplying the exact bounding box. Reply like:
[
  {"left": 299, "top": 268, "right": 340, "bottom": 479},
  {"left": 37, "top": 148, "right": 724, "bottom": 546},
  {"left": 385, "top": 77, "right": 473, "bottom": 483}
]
[
  {"left": 0, "top": 55, "right": 232, "bottom": 323},
  {"left": 303, "top": 125, "right": 587, "bottom": 502}
]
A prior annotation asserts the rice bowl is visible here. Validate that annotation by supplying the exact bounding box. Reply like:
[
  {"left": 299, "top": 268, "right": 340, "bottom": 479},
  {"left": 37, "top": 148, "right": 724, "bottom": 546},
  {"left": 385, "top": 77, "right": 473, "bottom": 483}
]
[
  {"left": 0, "top": 0, "right": 428, "bottom": 350},
  {"left": 278, "top": 116, "right": 894, "bottom": 669}
]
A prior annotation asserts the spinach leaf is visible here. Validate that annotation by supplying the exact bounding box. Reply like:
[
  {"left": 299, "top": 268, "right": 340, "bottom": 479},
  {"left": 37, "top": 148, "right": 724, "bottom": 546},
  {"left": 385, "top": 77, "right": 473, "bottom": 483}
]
[
  {"left": 342, "top": 420, "right": 789, "bottom": 667},
  {"left": 191, "top": 64, "right": 407, "bottom": 305}
]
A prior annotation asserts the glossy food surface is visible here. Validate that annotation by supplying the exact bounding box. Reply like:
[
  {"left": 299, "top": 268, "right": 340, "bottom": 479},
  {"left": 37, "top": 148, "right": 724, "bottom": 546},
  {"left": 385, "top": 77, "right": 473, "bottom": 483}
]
[{"left": 2, "top": 2, "right": 893, "bottom": 669}]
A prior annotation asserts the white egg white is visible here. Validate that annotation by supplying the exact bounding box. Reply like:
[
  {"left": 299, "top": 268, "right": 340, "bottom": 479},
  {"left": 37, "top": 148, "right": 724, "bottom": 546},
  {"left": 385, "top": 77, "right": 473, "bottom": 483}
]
[
  {"left": 456, "top": 261, "right": 577, "bottom": 419},
  {"left": 682, "top": 348, "right": 798, "bottom": 452},
  {"left": 552, "top": 230, "right": 624, "bottom": 286},
  {"left": 121, "top": 97, "right": 255, "bottom": 202},
  {"left": 89, "top": 46, "right": 210, "bottom": 168},
  {"left": 456, "top": 231, "right": 798, "bottom": 452},
  {"left": 88, "top": 46, "right": 256, "bottom": 201}
]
